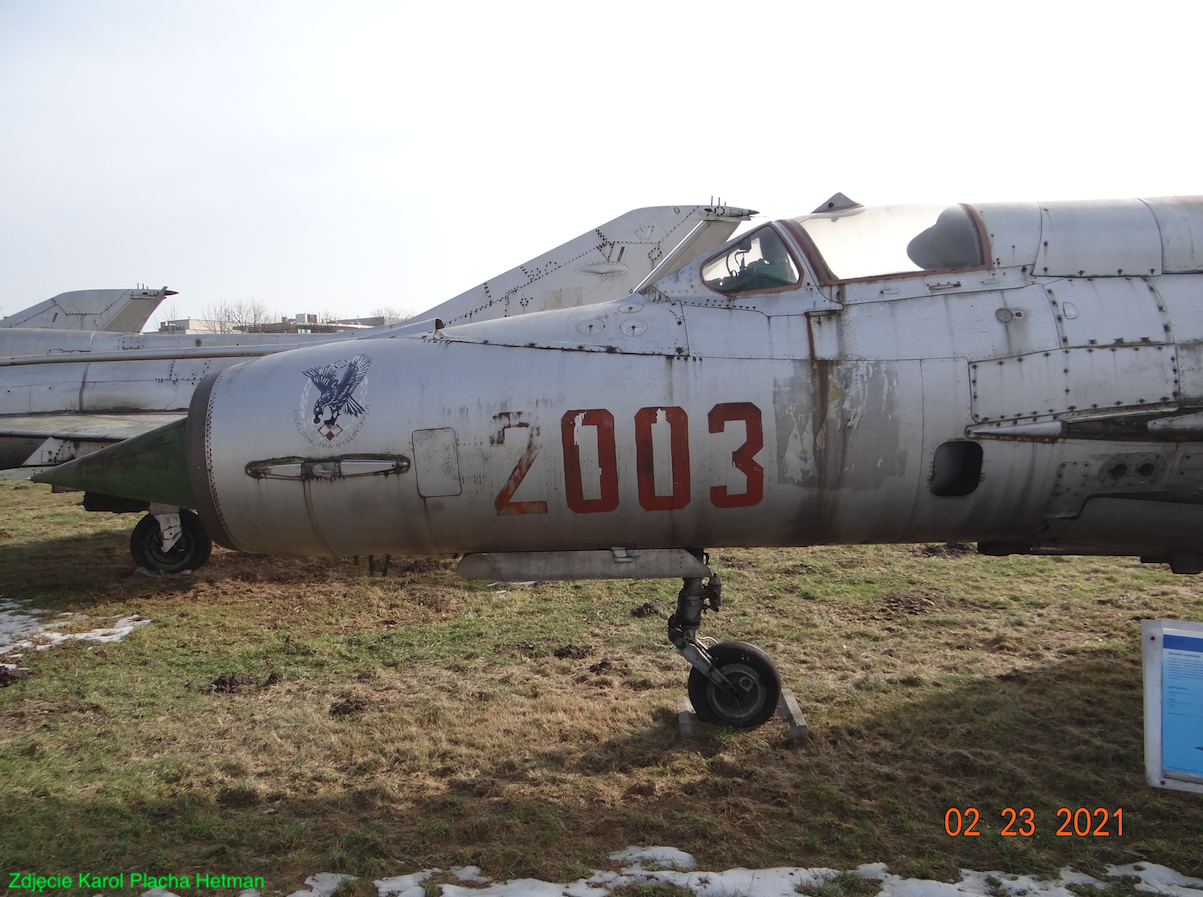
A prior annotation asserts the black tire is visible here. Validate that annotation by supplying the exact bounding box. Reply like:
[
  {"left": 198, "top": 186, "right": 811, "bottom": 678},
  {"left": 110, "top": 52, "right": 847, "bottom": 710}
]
[
  {"left": 130, "top": 509, "right": 212, "bottom": 573},
  {"left": 687, "top": 640, "right": 781, "bottom": 730}
]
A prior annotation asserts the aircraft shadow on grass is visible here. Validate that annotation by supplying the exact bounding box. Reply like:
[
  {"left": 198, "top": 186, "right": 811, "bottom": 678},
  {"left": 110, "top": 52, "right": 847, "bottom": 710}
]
[{"left": 3, "top": 650, "right": 1201, "bottom": 881}]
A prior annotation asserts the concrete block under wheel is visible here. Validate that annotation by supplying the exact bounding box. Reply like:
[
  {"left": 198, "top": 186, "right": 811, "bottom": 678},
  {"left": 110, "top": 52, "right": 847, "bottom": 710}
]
[{"left": 677, "top": 689, "right": 809, "bottom": 741}]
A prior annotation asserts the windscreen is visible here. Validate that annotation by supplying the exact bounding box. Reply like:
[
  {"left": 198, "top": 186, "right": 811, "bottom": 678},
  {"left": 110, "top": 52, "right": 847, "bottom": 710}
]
[{"left": 701, "top": 227, "right": 800, "bottom": 294}]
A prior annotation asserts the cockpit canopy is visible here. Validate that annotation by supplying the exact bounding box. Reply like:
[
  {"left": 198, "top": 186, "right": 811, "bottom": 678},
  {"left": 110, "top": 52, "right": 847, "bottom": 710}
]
[
  {"left": 697, "top": 203, "right": 987, "bottom": 297},
  {"left": 793, "top": 203, "right": 984, "bottom": 281}
]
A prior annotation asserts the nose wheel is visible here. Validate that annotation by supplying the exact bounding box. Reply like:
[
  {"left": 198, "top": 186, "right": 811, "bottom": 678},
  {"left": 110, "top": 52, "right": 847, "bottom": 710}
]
[
  {"left": 686, "top": 640, "right": 781, "bottom": 729},
  {"left": 130, "top": 508, "right": 212, "bottom": 573},
  {"left": 668, "top": 567, "right": 782, "bottom": 730}
]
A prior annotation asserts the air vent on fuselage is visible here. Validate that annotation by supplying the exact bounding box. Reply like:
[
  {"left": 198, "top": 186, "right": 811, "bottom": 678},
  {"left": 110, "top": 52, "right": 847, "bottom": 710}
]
[{"left": 931, "top": 441, "right": 983, "bottom": 497}]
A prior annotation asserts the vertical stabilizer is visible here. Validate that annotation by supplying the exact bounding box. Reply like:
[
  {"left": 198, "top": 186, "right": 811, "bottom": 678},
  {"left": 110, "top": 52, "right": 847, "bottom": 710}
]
[
  {"left": 413, "top": 205, "right": 755, "bottom": 327},
  {"left": 0, "top": 286, "right": 176, "bottom": 333}
]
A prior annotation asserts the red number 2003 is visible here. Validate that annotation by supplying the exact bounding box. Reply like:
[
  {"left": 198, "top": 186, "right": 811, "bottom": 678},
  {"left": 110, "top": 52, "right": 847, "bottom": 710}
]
[{"left": 496, "top": 403, "right": 765, "bottom": 515}]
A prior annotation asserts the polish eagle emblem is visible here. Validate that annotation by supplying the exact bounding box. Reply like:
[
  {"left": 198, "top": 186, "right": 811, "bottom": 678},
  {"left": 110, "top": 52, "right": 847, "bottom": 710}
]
[{"left": 302, "top": 354, "right": 371, "bottom": 440}]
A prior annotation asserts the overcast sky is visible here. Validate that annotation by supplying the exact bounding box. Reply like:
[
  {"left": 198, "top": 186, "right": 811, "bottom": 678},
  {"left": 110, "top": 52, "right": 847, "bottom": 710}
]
[{"left": 2, "top": 0, "right": 1200, "bottom": 329}]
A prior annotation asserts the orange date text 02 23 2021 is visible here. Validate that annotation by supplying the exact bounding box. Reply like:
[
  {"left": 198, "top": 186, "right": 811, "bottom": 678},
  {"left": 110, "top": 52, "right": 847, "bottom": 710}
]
[{"left": 945, "top": 808, "right": 1124, "bottom": 837}]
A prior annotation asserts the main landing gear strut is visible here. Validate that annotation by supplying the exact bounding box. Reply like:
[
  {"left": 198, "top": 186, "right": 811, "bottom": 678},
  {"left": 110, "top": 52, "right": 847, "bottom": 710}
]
[{"left": 668, "top": 567, "right": 782, "bottom": 729}]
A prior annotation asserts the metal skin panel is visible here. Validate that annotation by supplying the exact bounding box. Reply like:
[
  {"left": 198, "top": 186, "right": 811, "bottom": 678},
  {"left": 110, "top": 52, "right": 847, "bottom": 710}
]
[
  {"left": 1033, "top": 200, "right": 1163, "bottom": 278},
  {"left": 1149, "top": 276, "right": 1203, "bottom": 403},
  {"left": 839, "top": 285, "right": 1060, "bottom": 362},
  {"left": 438, "top": 299, "right": 691, "bottom": 357},
  {"left": 1045, "top": 449, "right": 1177, "bottom": 520},
  {"left": 412, "top": 428, "right": 462, "bottom": 497},
  {"left": 910, "top": 358, "right": 986, "bottom": 537},
  {"left": 458, "top": 549, "right": 711, "bottom": 581},
  {"left": 1040, "top": 496, "right": 1203, "bottom": 555},
  {"left": 1042, "top": 277, "right": 1172, "bottom": 349},
  {"left": 1, "top": 366, "right": 78, "bottom": 414},
  {"left": 837, "top": 270, "right": 1030, "bottom": 306},
  {"left": 971, "top": 346, "right": 1178, "bottom": 422},
  {"left": 973, "top": 203, "right": 1042, "bottom": 269},
  {"left": 0, "top": 327, "right": 369, "bottom": 427},
  {"left": 80, "top": 360, "right": 227, "bottom": 413},
  {"left": 789, "top": 359, "right": 926, "bottom": 545},
  {"left": 1143, "top": 197, "right": 1203, "bottom": 274},
  {"left": 0, "top": 356, "right": 240, "bottom": 417}
]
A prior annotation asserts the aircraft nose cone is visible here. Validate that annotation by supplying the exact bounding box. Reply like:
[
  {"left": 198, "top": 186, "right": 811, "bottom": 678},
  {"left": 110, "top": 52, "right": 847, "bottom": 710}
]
[{"left": 32, "top": 418, "right": 195, "bottom": 509}]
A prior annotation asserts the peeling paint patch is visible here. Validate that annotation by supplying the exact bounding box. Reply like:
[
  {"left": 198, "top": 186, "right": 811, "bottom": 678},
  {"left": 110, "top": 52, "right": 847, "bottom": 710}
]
[{"left": 781, "top": 413, "right": 815, "bottom": 483}]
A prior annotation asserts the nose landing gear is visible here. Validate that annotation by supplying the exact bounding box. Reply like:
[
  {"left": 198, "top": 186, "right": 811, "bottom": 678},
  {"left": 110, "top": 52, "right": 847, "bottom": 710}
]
[
  {"left": 668, "top": 570, "right": 782, "bottom": 729},
  {"left": 130, "top": 507, "right": 212, "bottom": 573}
]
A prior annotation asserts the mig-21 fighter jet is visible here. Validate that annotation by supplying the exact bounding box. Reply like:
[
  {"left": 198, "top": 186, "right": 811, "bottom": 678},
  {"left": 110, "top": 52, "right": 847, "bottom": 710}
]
[{"left": 33, "top": 192, "right": 1203, "bottom": 728}]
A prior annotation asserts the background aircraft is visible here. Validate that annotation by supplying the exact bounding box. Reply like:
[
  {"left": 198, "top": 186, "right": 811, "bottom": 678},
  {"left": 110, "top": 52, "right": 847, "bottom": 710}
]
[
  {"left": 36, "top": 192, "right": 1203, "bottom": 729},
  {"left": 1, "top": 204, "right": 749, "bottom": 477},
  {"left": 1, "top": 286, "right": 175, "bottom": 333}
]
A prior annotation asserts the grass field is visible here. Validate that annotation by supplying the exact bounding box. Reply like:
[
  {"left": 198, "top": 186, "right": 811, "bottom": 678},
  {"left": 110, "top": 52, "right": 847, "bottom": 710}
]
[{"left": 2, "top": 482, "right": 1202, "bottom": 894}]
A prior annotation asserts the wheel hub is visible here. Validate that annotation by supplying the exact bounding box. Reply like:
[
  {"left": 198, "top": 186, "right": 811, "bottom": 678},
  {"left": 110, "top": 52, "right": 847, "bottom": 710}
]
[{"left": 706, "top": 661, "right": 769, "bottom": 724}]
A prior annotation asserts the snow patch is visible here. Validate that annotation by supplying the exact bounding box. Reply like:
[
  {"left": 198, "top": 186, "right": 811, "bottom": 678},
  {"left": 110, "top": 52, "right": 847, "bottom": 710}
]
[
  {"left": 1111, "top": 862, "right": 1203, "bottom": 896},
  {"left": 375, "top": 868, "right": 437, "bottom": 897},
  {"left": 0, "top": 597, "right": 151, "bottom": 656},
  {"left": 608, "top": 845, "right": 697, "bottom": 871},
  {"left": 285, "top": 872, "right": 357, "bottom": 897},
  {"left": 133, "top": 848, "right": 1203, "bottom": 897}
]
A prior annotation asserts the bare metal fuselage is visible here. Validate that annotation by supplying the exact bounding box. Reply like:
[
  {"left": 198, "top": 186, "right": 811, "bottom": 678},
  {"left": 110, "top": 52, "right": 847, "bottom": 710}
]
[{"left": 180, "top": 197, "right": 1203, "bottom": 571}]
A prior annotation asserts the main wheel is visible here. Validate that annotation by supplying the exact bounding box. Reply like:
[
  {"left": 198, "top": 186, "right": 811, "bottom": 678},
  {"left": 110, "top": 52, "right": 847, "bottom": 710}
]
[
  {"left": 687, "top": 640, "right": 781, "bottom": 730},
  {"left": 130, "top": 509, "right": 212, "bottom": 573}
]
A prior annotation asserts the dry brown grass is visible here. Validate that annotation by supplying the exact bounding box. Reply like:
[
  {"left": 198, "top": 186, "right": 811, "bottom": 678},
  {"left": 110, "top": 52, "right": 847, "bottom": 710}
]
[{"left": 2, "top": 485, "right": 1203, "bottom": 889}]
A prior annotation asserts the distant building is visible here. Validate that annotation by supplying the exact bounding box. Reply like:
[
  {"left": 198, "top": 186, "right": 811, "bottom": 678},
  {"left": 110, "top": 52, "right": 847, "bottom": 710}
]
[
  {"left": 157, "top": 318, "right": 226, "bottom": 334},
  {"left": 158, "top": 314, "right": 374, "bottom": 335}
]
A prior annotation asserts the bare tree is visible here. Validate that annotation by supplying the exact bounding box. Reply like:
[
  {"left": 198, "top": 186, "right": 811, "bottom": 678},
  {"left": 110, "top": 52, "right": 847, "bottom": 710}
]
[
  {"left": 200, "top": 299, "right": 275, "bottom": 333},
  {"left": 156, "top": 303, "right": 182, "bottom": 333},
  {"left": 368, "top": 305, "right": 412, "bottom": 325},
  {"left": 199, "top": 300, "right": 234, "bottom": 334}
]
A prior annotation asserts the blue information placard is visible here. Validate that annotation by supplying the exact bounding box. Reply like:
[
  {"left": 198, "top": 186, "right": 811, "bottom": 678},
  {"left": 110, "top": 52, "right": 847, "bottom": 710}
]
[
  {"left": 1144, "top": 620, "right": 1203, "bottom": 793},
  {"left": 1162, "top": 634, "right": 1203, "bottom": 778}
]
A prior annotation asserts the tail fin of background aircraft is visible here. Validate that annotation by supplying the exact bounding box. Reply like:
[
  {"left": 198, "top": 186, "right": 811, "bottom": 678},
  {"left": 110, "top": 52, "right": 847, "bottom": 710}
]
[
  {"left": 0, "top": 286, "right": 176, "bottom": 333},
  {"left": 412, "top": 204, "right": 755, "bottom": 328}
]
